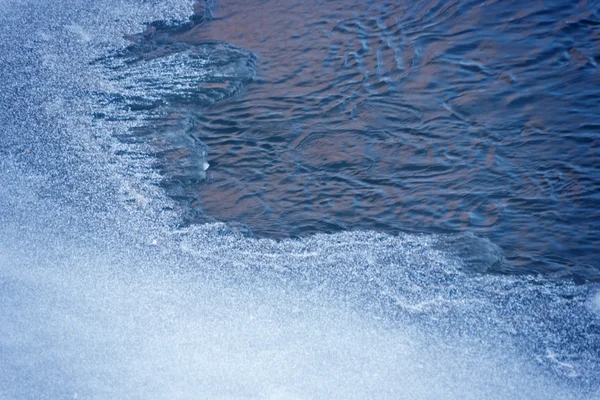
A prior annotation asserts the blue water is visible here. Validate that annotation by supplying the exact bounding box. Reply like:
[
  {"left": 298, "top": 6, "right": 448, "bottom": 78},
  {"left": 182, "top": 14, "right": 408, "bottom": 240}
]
[
  {"left": 109, "top": 0, "right": 600, "bottom": 282},
  {"left": 1, "top": 0, "right": 600, "bottom": 398}
]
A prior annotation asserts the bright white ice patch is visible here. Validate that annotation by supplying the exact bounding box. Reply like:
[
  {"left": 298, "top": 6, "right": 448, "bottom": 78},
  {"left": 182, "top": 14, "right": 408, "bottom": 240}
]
[
  {"left": 592, "top": 291, "right": 600, "bottom": 315},
  {"left": 0, "top": 229, "right": 596, "bottom": 400}
]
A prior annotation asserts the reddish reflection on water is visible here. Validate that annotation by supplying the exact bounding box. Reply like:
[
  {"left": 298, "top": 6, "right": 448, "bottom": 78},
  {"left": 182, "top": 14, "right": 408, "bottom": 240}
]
[{"left": 134, "top": 0, "right": 600, "bottom": 280}]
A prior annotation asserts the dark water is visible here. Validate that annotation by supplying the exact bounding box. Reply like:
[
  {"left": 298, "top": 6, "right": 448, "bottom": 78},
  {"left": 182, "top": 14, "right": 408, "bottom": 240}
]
[{"left": 107, "top": 0, "right": 600, "bottom": 281}]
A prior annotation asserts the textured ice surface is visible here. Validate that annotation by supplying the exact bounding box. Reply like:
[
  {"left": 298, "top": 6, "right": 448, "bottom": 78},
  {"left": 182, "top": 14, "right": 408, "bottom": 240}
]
[
  {"left": 2, "top": 202, "right": 599, "bottom": 399},
  {"left": 100, "top": 43, "right": 256, "bottom": 110},
  {"left": 92, "top": 39, "right": 256, "bottom": 186},
  {"left": 592, "top": 292, "right": 600, "bottom": 316}
]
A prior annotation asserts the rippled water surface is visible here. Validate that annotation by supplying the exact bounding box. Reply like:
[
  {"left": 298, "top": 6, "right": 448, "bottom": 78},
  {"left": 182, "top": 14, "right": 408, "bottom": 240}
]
[{"left": 107, "top": 0, "right": 600, "bottom": 281}]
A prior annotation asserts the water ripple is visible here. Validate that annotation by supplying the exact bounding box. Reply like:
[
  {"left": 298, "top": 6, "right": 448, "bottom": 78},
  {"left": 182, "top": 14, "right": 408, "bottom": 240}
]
[{"left": 102, "top": 0, "right": 600, "bottom": 281}]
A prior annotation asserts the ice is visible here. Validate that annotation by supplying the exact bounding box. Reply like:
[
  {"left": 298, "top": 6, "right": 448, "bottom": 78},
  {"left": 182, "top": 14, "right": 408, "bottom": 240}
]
[
  {"left": 592, "top": 291, "right": 600, "bottom": 316},
  {"left": 1, "top": 0, "right": 599, "bottom": 398}
]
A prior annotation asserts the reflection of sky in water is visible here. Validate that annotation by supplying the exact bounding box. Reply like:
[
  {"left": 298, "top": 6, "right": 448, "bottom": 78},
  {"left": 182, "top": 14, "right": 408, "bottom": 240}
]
[{"left": 120, "top": 0, "right": 600, "bottom": 281}]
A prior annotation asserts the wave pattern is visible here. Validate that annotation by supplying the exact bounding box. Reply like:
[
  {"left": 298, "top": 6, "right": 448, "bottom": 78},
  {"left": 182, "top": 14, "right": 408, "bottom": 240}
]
[
  {"left": 104, "top": 0, "right": 600, "bottom": 280},
  {"left": 96, "top": 36, "right": 256, "bottom": 186}
]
